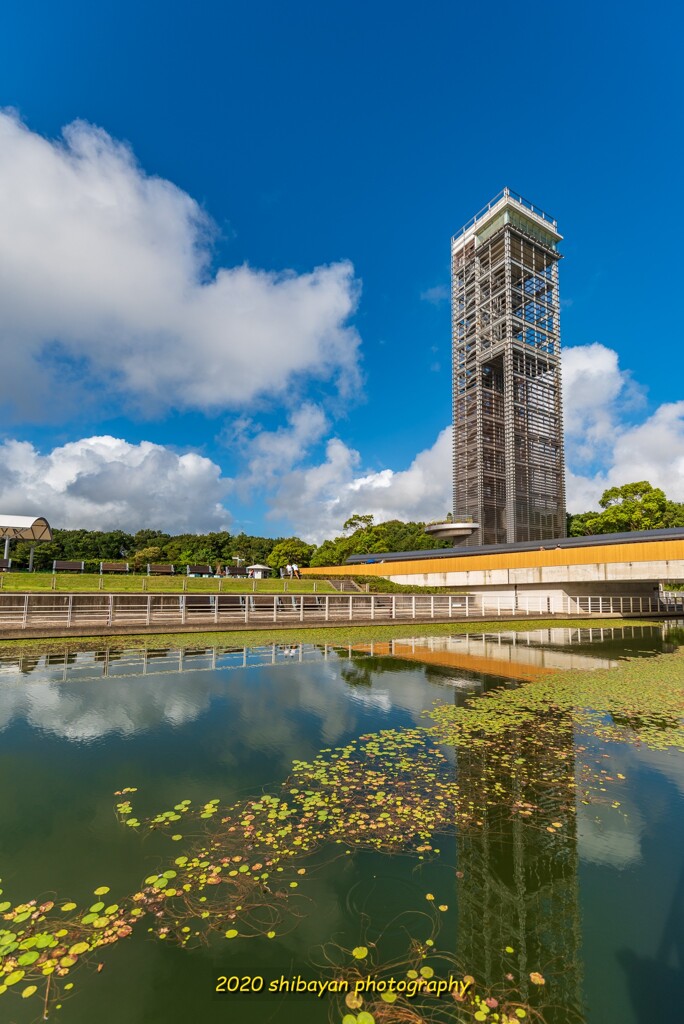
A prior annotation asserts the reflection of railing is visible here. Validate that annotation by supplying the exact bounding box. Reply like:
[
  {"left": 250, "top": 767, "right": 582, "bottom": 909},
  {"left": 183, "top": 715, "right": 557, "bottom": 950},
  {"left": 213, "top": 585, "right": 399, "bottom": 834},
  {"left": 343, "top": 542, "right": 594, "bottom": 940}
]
[
  {"left": 0, "top": 591, "right": 677, "bottom": 635},
  {"left": 0, "top": 642, "right": 370, "bottom": 683},
  {"left": 0, "top": 624, "right": 665, "bottom": 684}
]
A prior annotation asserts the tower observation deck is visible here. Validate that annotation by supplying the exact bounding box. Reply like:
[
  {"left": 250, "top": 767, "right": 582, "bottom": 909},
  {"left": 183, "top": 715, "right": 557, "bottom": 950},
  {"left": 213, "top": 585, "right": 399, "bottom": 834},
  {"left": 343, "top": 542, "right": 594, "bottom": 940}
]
[{"left": 452, "top": 188, "right": 566, "bottom": 546}]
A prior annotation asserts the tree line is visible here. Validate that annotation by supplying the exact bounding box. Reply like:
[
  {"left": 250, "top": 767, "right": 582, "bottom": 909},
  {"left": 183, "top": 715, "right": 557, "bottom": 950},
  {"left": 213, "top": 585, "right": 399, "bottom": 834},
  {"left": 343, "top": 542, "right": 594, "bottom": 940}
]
[
  {"left": 7, "top": 482, "right": 683, "bottom": 572},
  {"left": 567, "top": 481, "right": 684, "bottom": 536},
  {"left": 7, "top": 514, "right": 450, "bottom": 573}
]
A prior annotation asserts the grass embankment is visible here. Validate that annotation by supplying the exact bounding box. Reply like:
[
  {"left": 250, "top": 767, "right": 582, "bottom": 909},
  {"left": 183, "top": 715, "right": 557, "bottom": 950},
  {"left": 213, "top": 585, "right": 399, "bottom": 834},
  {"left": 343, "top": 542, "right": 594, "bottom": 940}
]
[
  {"left": 0, "top": 572, "right": 473, "bottom": 596},
  {"left": 0, "top": 617, "right": 654, "bottom": 656},
  {"left": 0, "top": 573, "right": 336, "bottom": 594},
  {"left": 306, "top": 573, "right": 467, "bottom": 594}
]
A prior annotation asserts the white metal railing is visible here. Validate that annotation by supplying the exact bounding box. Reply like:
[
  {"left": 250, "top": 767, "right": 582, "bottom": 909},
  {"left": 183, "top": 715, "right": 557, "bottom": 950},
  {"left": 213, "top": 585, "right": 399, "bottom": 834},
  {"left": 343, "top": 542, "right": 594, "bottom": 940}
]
[
  {"left": 452, "top": 187, "right": 558, "bottom": 242},
  {"left": 0, "top": 591, "right": 677, "bottom": 633}
]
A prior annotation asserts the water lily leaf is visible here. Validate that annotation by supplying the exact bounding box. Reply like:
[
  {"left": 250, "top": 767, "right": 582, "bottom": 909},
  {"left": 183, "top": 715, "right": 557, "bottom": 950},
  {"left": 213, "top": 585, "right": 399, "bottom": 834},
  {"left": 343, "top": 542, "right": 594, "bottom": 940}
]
[
  {"left": 69, "top": 942, "right": 89, "bottom": 956},
  {"left": 21, "top": 985, "right": 37, "bottom": 999},
  {"left": 93, "top": 886, "right": 110, "bottom": 896},
  {"left": 352, "top": 946, "right": 368, "bottom": 959},
  {"left": 17, "top": 951, "right": 39, "bottom": 966},
  {"left": 224, "top": 929, "right": 238, "bottom": 939},
  {"left": 60, "top": 902, "right": 77, "bottom": 912}
]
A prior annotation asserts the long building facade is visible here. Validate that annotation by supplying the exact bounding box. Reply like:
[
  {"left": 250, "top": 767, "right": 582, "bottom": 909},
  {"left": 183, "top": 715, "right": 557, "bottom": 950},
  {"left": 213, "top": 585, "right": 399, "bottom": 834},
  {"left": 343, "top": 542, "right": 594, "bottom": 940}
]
[{"left": 452, "top": 188, "right": 566, "bottom": 545}]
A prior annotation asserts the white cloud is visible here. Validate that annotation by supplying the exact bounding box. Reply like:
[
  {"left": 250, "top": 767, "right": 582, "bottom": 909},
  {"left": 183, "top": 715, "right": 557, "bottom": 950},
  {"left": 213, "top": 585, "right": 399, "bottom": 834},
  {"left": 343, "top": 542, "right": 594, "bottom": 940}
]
[
  {"left": 420, "top": 284, "right": 449, "bottom": 305},
  {"left": 236, "top": 403, "right": 329, "bottom": 493},
  {"left": 562, "top": 342, "right": 645, "bottom": 465},
  {"left": 266, "top": 427, "right": 453, "bottom": 542},
  {"left": 0, "top": 435, "right": 231, "bottom": 532},
  {"left": 0, "top": 111, "right": 361, "bottom": 419},
  {"left": 563, "top": 344, "right": 684, "bottom": 511}
]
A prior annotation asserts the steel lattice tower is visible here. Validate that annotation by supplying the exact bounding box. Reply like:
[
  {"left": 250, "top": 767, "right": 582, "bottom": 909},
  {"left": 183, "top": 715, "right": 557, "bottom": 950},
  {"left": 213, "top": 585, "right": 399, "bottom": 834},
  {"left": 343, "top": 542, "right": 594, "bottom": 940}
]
[{"left": 452, "top": 189, "right": 566, "bottom": 546}]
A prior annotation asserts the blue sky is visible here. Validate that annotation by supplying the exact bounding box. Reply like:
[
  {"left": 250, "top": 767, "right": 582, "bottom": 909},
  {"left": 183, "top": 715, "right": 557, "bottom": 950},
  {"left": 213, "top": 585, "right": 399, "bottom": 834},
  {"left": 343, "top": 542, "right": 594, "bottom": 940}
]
[{"left": 0, "top": 0, "right": 682, "bottom": 540}]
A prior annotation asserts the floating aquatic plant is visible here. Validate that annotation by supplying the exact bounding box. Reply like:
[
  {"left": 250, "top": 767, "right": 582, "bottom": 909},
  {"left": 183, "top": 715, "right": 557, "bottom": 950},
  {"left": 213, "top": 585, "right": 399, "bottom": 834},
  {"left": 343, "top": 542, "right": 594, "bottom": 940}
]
[{"left": 1, "top": 644, "right": 681, "bottom": 1019}]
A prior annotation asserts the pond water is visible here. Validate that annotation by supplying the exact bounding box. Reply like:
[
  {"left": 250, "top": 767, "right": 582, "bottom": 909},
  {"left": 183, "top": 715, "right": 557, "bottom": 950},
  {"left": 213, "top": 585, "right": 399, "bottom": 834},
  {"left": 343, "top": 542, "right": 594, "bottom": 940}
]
[{"left": 0, "top": 624, "right": 682, "bottom": 1024}]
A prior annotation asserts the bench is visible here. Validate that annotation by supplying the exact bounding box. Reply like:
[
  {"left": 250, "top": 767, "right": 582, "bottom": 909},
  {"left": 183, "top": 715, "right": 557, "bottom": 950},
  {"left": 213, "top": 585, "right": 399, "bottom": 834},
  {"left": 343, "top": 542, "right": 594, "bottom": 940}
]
[
  {"left": 53, "top": 560, "right": 84, "bottom": 572},
  {"left": 186, "top": 564, "right": 214, "bottom": 576},
  {"left": 147, "top": 564, "right": 175, "bottom": 575},
  {"left": 100, "top": 562, "right": 129, "bottom": 574},
  {"left": 224, "top": 566, "right": 247, "bottom": 577},
  {"left": 0, "top": 558, "right": 11, "bottom": 572}
]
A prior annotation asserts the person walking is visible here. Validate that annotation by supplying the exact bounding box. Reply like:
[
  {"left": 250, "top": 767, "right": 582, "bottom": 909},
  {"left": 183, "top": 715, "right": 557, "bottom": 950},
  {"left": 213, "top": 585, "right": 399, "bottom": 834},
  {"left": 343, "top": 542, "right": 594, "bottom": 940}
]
[{"left": 292, "top": 562, "right": 301, "bottom": 579}]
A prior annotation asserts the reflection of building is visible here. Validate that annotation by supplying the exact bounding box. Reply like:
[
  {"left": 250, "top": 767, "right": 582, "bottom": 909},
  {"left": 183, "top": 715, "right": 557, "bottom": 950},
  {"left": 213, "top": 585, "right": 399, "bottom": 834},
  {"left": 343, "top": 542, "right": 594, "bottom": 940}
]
[
  {"left": 455, "top": 710, "right": 584, "bottom": 1020},
  {"left": 351, "top": 626, "right": 636, "bottom": 684},
  {"left": 452, "top": 189, "right": 566, "bottom": 545}
]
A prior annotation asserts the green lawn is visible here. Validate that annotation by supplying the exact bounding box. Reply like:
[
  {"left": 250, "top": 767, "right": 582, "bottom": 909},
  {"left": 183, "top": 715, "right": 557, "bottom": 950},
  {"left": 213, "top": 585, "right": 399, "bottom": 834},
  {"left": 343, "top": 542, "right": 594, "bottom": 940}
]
[{"left": 0, "top": 572, "right": 337, "bottom": 594}]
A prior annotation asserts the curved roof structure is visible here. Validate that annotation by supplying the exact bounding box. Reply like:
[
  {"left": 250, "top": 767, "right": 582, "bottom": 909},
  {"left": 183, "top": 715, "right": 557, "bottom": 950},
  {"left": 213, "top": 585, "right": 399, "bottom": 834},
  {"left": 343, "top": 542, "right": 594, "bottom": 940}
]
[
  {"left": 343, "top": 526, "right": 684, "bottom": 565},
  {"left": 0, "top": 516, "right": 53, "bottom": 542}
]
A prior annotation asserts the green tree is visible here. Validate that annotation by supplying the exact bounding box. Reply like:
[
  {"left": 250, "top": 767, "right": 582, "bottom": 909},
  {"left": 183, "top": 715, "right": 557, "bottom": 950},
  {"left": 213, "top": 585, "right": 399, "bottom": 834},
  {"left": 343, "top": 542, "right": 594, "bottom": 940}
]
[
  {"left": 131, "top": 546, "right": 164, "bottom": 571},
  {"left": 267, "top": 538, "right": 315, "bottom": 571},
  {"left": 309, "top": 517, "right": 451, "bottom": 568},
  {"left": 567, "top": 510, "right": 601, "bottom": 537},
  {"left": 133, "top": 529, "right": 170, "bottom": 549},
  {"left": 569, "top": 481, "right": 684, "bottom": 535},
  {"left": 343, "top": 514, "right": 375, "bottom": 533}
]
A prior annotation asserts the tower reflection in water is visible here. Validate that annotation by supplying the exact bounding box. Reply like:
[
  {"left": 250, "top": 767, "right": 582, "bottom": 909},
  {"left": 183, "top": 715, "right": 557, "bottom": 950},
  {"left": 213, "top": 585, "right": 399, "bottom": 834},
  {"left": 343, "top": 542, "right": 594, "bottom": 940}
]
[{"left": 454, "top": 711, "right": 583, "bottom": 1023}]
